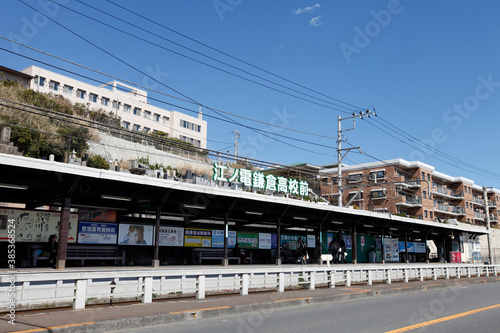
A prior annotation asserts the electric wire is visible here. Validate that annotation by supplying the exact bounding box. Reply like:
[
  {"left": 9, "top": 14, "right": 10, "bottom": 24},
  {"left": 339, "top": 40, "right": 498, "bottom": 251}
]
[{"left": 16, "top": 0, "right": 332, "bottom": 157}]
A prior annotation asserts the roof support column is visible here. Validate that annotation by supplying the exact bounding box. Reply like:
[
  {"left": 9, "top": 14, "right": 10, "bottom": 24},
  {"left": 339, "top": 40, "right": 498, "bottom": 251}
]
[
  {"left": 152, "top": 205, "right": 161, "bottom": 268},
  {"left": 276, "top": 217, "right": 281, "bottom": 265},
  {"left": 56, "top": 197, "right": 71, "bottom": 270},
  {"left": 405, "top": 233, "right": 409, "bottom": 264},
  {"left": 222, "top": 213, "right": 229, "bottom": 266},
  {"left": 352, "top": 226, "right": 357, "bottom": 264}
]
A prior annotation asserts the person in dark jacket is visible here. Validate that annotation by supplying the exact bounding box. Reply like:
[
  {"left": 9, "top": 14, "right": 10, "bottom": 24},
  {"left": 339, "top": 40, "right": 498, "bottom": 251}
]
[
  {"left": 46, "top": 234, "right": 57, "bottom": 268},
  {"left": 339, "top": 239, "right": 346, "bottom": 263}
]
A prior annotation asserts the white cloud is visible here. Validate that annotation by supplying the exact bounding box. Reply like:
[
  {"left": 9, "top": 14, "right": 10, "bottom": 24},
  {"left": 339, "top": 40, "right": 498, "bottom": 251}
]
[
  {"left": 309, "top": 15, "right": 322, "bottom": 27},
  {"left": 293, "top": 3, "right": 320, "bottom": 15}
]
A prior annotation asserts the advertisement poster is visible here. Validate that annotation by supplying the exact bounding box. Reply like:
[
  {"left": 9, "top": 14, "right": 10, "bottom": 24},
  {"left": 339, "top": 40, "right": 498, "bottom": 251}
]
[
  {"left": 78, "top": 208, "right": 116, "bottom": 222},
  {"left": 209, "top": 230, "right": 237, "bottom": 248},
  {"left": 118, "top": 223, "right": 154, "bottom": 245},
  {"left": 271, "top": 233, "right": 278, "bottom": 249},
  {"left": 259, "top": 233, "right": 272, "bottom": 249},
  {"left": 391, "top": 238, "right": 399, "bottom": 262},
  {"left": 184, "top": 228, "right": 211, "bottom": 247},
  {"left": 343, "top": 234, "right": 352, "bottom": 250},
  {"left": 450, "top": 251, "right": 462, "bottom": 263},
  {"left": 281, "top": 234, "right": 306, "bottom": 250},
  {"left": 383, "top": 238, "right": 393, "bottom": 262},
  {"left": 0, "top": 208, "right": 77, "bottom": 243},
  {"left": 237, "top": 232, "right": 258, "bottom": 249},
  {"left": 78, "top": 222, "right": 117, "bottom": 244},
  {"left": 327, "top": 233, "right": 334, "bottom": 246},
  {"left": 414, "top": 242, "right": 426, "bottom": 254},
  {"left": 159, "top": 226, "right": 184, "bottom": 247},
  {"left": 212, "top": 230, "right": 224, "bottom": 248},
  {"left": 307, "top": 234, "right": 316, "bottom": 248}
]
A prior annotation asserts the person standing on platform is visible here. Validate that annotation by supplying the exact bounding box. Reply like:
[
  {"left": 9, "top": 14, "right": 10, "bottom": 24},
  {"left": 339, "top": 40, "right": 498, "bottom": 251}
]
[{"left": 46, "top": 234, "right": 58, "bottom": 269}]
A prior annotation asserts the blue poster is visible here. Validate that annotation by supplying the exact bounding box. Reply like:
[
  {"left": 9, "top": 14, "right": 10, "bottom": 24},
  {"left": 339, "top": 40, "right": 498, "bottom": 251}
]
[
  {"left": 212, "top": 230, "right": 237, "bottom": 248},
  {"left": 78, "top": 222, "right": 118, "bottom": 244},
  {"left": 271, "top": 234, "right": 278, "bottom": 249}
]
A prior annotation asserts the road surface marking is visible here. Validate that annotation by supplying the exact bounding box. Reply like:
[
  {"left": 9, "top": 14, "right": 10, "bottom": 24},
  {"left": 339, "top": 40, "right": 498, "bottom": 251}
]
[
  {"left": 385, "top": 303, "right": 500, "bottom": 332},
  {"left": 170, "top": 306, "right": 230, "bottom": 314},
  {"left": 12, "top": 322, "right": 95, "bottom": 333},
  {"left": 274, "top": 297, "right": 311, "bottom": 302}
]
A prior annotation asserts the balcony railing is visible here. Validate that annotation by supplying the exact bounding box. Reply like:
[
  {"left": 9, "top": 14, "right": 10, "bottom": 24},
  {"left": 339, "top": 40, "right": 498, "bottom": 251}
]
[
  {"left": 473, "top": 197, "right": 484, "bottom": 205},
  {"left": 433, "top": 186, "right": 463, "bottom": 198},
  {"left": 435, "top": 204, "right": 464, "bottom": 215},
  {"left": 474, "top": 212, "right": 485, "bottom": 220}
]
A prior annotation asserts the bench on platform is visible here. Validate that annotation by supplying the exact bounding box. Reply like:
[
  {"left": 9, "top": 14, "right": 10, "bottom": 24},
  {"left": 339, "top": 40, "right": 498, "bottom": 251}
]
[
  {"left": 192, "top": 248, "right": 253, "bottom": 264},
  {"left": 30, "top": 244, "right": 125, "bottom": 267}
]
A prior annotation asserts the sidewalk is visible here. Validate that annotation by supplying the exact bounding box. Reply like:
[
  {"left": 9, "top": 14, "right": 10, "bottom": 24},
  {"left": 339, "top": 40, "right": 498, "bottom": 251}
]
[{"left": 2, "top": 274, "right": 499, "bottom": 333}]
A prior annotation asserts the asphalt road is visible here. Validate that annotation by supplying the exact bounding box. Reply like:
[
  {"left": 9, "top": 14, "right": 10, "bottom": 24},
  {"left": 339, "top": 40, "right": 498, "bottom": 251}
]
[{"left": 111, "top": 283, "right": 500, "bottom": 333}]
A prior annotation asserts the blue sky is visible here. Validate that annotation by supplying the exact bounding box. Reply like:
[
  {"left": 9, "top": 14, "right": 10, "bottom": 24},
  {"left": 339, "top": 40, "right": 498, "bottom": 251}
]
[{"left": 2, "top": 1, "right": 500, "bottom": 188}]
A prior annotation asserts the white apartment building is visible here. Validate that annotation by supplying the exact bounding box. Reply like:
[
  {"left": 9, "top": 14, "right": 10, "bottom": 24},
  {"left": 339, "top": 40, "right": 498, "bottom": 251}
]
[{"left": 21, "top": 66, "right": 207, "bottom": 148}]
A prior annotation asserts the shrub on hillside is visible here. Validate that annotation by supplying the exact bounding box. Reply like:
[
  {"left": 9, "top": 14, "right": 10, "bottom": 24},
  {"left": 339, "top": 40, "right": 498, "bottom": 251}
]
[{"left": 86, "top": 155, "right": 109, "bottom": 170}]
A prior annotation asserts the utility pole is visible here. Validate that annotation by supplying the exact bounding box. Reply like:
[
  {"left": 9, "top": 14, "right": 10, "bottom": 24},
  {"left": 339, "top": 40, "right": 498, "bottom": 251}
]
[
  {"left": 336, "top": 110, "right": 376, "bottom": 207},
  {"left": 232, "top": 131, "right": 240, "bottom": 162},
  {"left": 482, "top": 186, "right": 495, "bottom": 264}
]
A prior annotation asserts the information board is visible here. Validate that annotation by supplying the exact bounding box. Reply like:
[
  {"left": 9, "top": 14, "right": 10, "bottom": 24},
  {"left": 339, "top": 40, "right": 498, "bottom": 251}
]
[
  {"left": 78, "top": 222, "right": 117, "bottom": 244},
  {"left": 159, "top": 226, "right": 184, "bottom": 247}
]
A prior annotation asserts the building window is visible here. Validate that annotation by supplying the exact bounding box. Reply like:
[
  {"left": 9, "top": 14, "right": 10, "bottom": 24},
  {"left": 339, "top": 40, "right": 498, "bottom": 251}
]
[
  {"left": 63, "top": 85, "right": 73, "bottom": 95},
  {"left": 123, "top": 104, "right": 131, "bottom": 113},
  {"left": 101, "top": 97, "right": 109, "bottom": 106},
  {"left": 76, "top": 89, "right": 85, "bottom": 99},
  {"left": 144, "top": 127, "right": 150, "bottom": 133},
  {"left": 49, "top": 80, "right": 59, "bottom": 91},
  {"left": 421, "top": 171, "right": 425, "bottom": 179},
  {"left": 35, "top": 76, "right": 46, "bottom": 87},
  {"left": 133, "top": 107, "right": 141, "bottom": 116},
  {"left": 123, "top": 121, "right": 130, "bottom": 129},
  {"left": 427, "top": 174, "right": 430, "bottom": 181},
  {"left": 370, "top": 170, "right": 385, "bottom": 180},
  {"left": 154, "top": 113, "right": 160, "bottom": 122},
  {"left": 112, "top": 100, "right": 120, "bottom": 110},
  {"left": 144, "top": 111, "right": 151, "bottom": 119},
  {"left": 424, "top": 210, "right": 428, "bottom": 218},
  {"left": 89, "top": 93, "right": 98, "bottom": 103},
  {"left": 348, "top": 173, "right": 362, "bottom": 182},
  {"left": 162, "top": 116, "right": 169, "bottom": 125},
  {"left": 133, "top": 124, "right": 141, "bottom": 131},
  {"left": 423, "top": 190, "right": 427, "bottom": 199},
  {"left": 430, "top": 211, "right": 433, "bottom": 219},
  {"left": 372, "top": 190, "right": 385, "bottom": 198},
  {"left": 196, "top": 140, "right": 201, "bottom": 147}
]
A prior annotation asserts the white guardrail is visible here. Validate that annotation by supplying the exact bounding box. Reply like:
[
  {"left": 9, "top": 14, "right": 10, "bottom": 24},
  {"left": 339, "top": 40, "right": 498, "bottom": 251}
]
[{"left": 0, "top": 263, "right": 498, "bottom": 311}]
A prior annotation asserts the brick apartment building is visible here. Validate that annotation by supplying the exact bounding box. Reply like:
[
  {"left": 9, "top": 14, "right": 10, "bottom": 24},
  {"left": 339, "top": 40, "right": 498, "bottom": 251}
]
[{"left": 320, "top": 159, "right": 499, "bottom": 228}]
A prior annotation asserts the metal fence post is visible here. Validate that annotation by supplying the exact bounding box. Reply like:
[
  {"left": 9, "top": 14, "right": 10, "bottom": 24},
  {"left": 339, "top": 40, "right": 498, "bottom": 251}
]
[
  {"left": 433, "top": 267, "right": 437, "bottom": 280},
  {"left": 278, "top": 272, "right": 285, "bottom": 292},
  {"left": 309, "top": 271, "right": 315, "bottom": 290},
  {"left": 197, "top": 275, "right": 206, "bottom": 299},
  {"left": 386, "top": 269, "right": 391, "bottom": 284},
  {"left": 73, "top": 279, "right": 87, "bottom": 310},
  {"left": 404, "top": 269, "right": 409, "bottom": 283},
  {"left": 367, "top": 270, "right": 372, "bottom": 286},
  {"left": 329, "top": 270, "right": 335, "bottom": 288},
  {"left": 240, "top": 273, "right": 249, "bottom": 295},
  {"left": 143, "top": 277, "right": 153, "bottom": 303}
]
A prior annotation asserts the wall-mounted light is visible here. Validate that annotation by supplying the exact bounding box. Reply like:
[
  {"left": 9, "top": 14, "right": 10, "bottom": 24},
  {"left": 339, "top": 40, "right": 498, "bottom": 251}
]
[
  {"left": 389, "top": 227, "right": 398, "bottom": 231},
  {"left": 363, "top": 224, "right": 374, "bottom": 228},
  {"left": 293, "top": 216, "right": 308, "bottom": 221},
  {"left": 183, "top": 204, "right": 207, "bottom": 210},
  {"left": 101, "top": 194, "right": 132, "bottom": 202},
  {"left": 0, "top": 183, "right": 28, "bottom": 190},
  {"left": 331, "top": 221, "right": 344, "bottom": 225},
  {"left": 245, "top": 211, "right": 263, "bottom": 216}
]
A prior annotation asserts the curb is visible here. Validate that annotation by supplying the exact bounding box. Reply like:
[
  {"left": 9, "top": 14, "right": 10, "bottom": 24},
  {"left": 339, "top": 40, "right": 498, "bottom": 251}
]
[{"left": 12, "top": 278, "right": 500, "bottom": 333}]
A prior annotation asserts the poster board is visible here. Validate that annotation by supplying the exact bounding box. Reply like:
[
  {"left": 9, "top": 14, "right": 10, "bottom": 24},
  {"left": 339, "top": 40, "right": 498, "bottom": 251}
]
[
  {"left": 78, "top": 208, "right": 116, "bottom": 222},
  {"left": 159, "top": 226, "right": 184, "bottom": 247},
  {"left": 237, "top": 232, "right": 258, "bottom": 249},
  {"left": 78, "top": 222, "right": 117, "bottom": 244},
  {"left": 118, "top": 223, "right": 154, "bottom": 245},
  {"left": 0, "top": 208, "right": 77, "bottom": 243},
  {"left": 184, "top": 228, "right": 211, "bottom": 247},
  {"left": 259, "top": 233, "right": 272, "bottom": 249}
]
